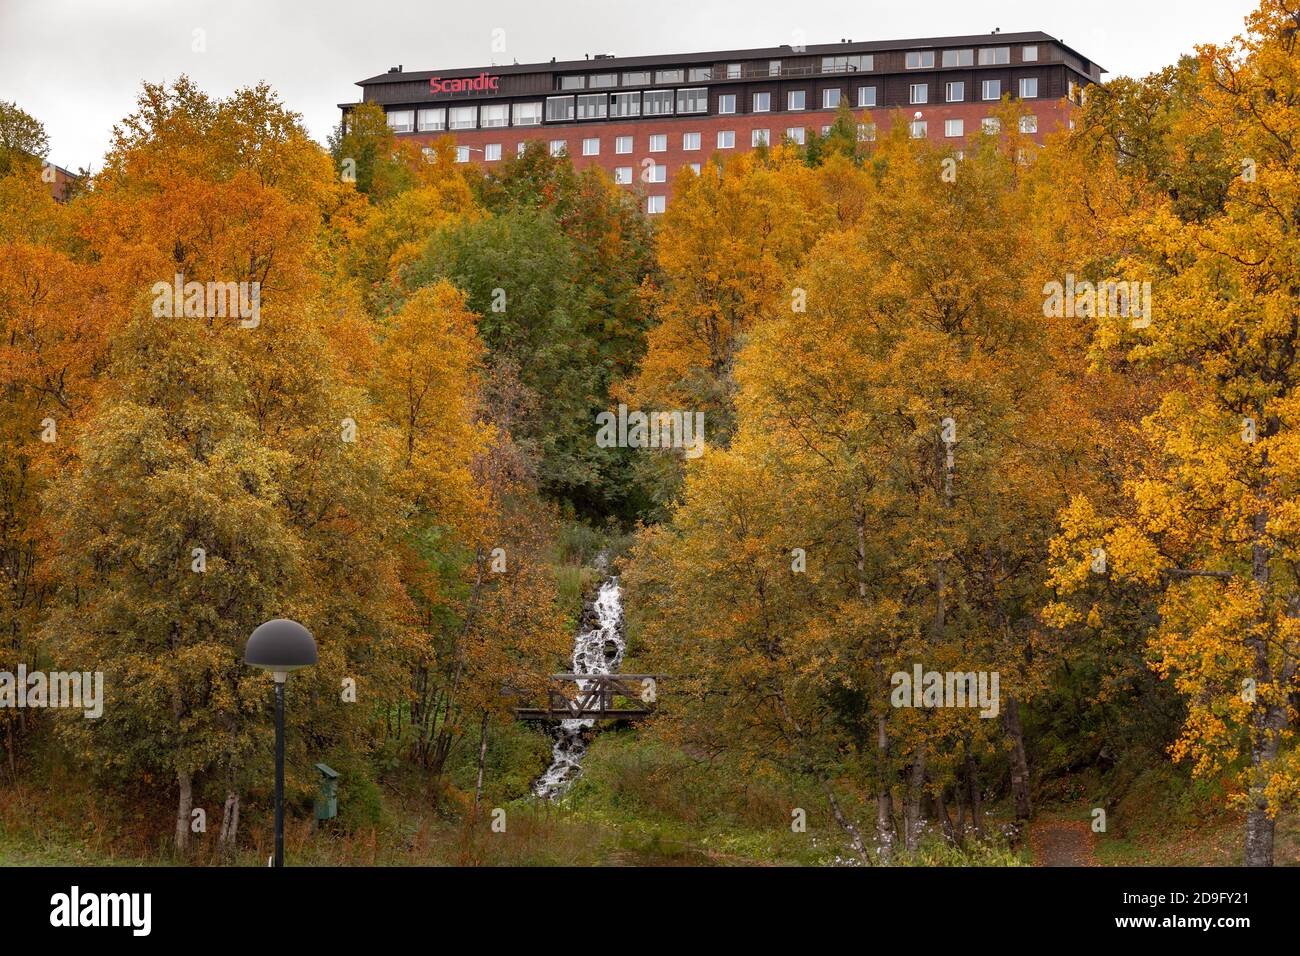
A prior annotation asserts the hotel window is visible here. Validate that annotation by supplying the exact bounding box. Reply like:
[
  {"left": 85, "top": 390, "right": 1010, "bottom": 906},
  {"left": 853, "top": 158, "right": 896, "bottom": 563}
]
[
  {"left": 417, "top": 108, "right": 446, "bottom": 131},
  {"left": 676, "top": 88, "right": 708, "bottom": 114},
  {"left": 689, "top": 67, "right": 712, "bottom": 81},
  {"left": 421, "top": 147, "right": 435, "bottom": 163},
  {"left": 905, "top": 50, "right": 935, "bottom": 69},
  {"left": 982, "top": 79, "right": 1001, "bottom": 101},
  {"left": 769, "top": 60, "right": 782, "bottom": 76},
  {"left": 546, "top": 96, "right": 575, "bottom": 122},
  {"left": 857, "top": 122, "right": 876, "bottom": 142},
  {"left": 910, "top": 83, "right": 928, "bottom": 104},
  {"left": 560, "top": 75, "right": 586, "bottom": 90},
  {"left": 590, "top": 73, "right": 617, "bottom": 88},
  {"left": 647, "top": 163, "right": 666, "bottom": 183},
  {"left": 615, "top": 135, "right": 633, "bottom": 154},
  {"left": 648, "top": 195, "right": 666, "bottom": 215},
  {"left": 386, "top": 110, "right": 413, "bottom": 133},
  {"left": 946, "top": 81, "right": 964, "bottom": 102},
  {"left": 910, "top": 119, "right": 928, "bottom": 138},
  {"left": 788, "top": 90, "right": 806, "bottom": 111},
  {"left": 688, "top": 162, "right": 701, "bottom": 174},
  {"left": 821, "top": 125, "right": 831, "bottom": 135},
  {"left": 945, "top": 118, "right": 964, "bottom": 137},
  {"left": 649, "top": 133, "right": 666, "bottom": 152},
  {"left": 1022, "top": 45, "right": 1038, "bottom": 62},
  {"left": 622, "top": 71, "right": 650, "bottom": 86},
  {"left": 982, "top": 117, "right": 1001, "bottom": 133},
  {"left": 583, "top": 137, "right": 600, "bottom": 156},
  {"left": 643, "top": 90, "right": 674, "bottom": 116},
  {"left": 449, "top": 106, "right": 477, "bottom": 130},
  {"left": 785, "top": 127, "right": 805, "bottom": 145},
  {"left": 753, "top": 91, "right": 771, "bottom": 112},
  {"left": 481, "top": 104, "right": 508, "bottom": 128},
  {"left": 683, "top": 131, "right": 701, "bottom": 151},
  {"left": 655, "top": 68, "right": 684, "bottom": 83},
  {"left": 752, "top": 128, "right": 770, "bottom": 147},
  {"left": 717, "top": 130, "right": 735, "bottom": 148},
  {"left": 823, "top": 88, "right": 841, "bottom": 109},
  {"left": 610, "top": 92, "right": 640, "bottom": 118},
  {"left": 577, "top": 93, "right": 608, "bottom": 120},
  {"left": 614, "top": 167, "right": 632, "bottom": 185},
  {"left": 513, "top": 102, "right": 543, "bottom": 126},
  {"left": 454, "top": 146, "right": 470, "bottom": 163},
  {"left": 1019, "top": 115, "right": 1038, "bottom": 133},
  {"left": 726, "top": 63, "right": 742, "bottom": 79},
  {"left": 822, "top": 54, "right": 872, "bottom": 72},
  {"left": 485, "top": 143, "right": 502, "bottom": 161},
  {"left": 517, "top": 142, "right": 528, "bottom": 156},
  {"left": 549, "top": 139, "right": 567, "bottom": 156},
  {"left": 942, "top": 49, "right": 974, "bottom": 67},
  {"left": 857, "top": 86, "right": 876, "bottom": 107},
  {"left": 1019, "top": 77, "right": 1038, "bottom": 98},
  {"left": 978, "top": 46, "right": 1011, "bottom": 65},
  {"left": 718, "top": 94, "right": 736, "bottom": 114}
]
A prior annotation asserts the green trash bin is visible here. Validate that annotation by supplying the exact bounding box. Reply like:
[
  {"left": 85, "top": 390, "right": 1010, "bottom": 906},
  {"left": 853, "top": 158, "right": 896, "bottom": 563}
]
[{"left": 313, "top": 763, "right": 339, "bottom": 821}]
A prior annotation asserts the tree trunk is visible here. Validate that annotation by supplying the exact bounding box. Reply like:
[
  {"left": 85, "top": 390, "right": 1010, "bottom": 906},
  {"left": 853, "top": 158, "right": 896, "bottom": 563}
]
[
  {"left": 955, "top": 773, "right": 967, "bottom": 838},
  {"left": 175, "top": 768, "right": 192, "bottom": 853},
  {"left": 823, "top": 780, "right": 872, "bottom": 866},
  {"left": 4, "top": 716, "right": 14, "bottom": 782},
  {"left": 1244, "top": 689, "right": 1286, "bottom": 866},
  {"left": 1004, "top": 694, "right": 1032, "bottom": 823},
  {"left": 474, "top": 712, "right": 490, "bottom": 812},
  {"left": 963, "top": 735, "right": 984, "bottom": 839},
  {"left": 219, "top": 790, "right": 240, "bottom": 846},
  {"left": 904, "top": 744, "right": 927, "bottom": 852},
  {"left": 875, "top": 714, "right": 896, "bottom": 862},
  {"left": 1244, "top": 444, "right": 1281, "bottom": 867},
  {"left": 936, "top": 782, "right": 957, "bottom": 845}
]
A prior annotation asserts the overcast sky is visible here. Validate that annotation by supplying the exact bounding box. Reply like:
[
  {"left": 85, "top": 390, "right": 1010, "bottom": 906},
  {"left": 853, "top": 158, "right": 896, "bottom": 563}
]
[{"left": 0, "top": 0, "right": 1259, "bottom": 172}]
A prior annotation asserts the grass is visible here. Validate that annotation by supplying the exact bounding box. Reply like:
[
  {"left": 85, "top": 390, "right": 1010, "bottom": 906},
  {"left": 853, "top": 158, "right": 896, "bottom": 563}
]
[{"left": 1026, "top": 762, "right": 1300, "bottom": 866}]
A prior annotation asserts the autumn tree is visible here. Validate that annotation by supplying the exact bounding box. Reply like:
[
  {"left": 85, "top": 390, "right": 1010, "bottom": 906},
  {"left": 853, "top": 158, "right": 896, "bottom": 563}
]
[
  {"left": 1048, "top": 0, "right": 1300, "bottom": 866},
  {"left": 629, "top": 125, "right": 1073, "bottom": 860}
]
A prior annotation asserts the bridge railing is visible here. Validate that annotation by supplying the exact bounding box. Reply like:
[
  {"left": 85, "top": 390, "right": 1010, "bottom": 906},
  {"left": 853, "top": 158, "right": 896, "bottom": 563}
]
[{"left": 513, "top": 673, "right": 664, "bottom": 721}]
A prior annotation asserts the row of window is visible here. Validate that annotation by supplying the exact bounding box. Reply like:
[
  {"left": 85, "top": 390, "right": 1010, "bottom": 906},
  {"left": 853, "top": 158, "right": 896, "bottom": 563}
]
[
  {"left": 905, "top": 45, "right": 1035, "bottom": 69},
  {"left": 550, "top": 45, "right": 1039, "bottom": 90},
  {"left": 440, "top": 114, "right": 1040, "bottom": 164},
  {"left": 388, "top": 77, "right": 1041, "bottom": 133},
  {"left": 910, "top": 77, "right": 1038, "bottom": 104}
]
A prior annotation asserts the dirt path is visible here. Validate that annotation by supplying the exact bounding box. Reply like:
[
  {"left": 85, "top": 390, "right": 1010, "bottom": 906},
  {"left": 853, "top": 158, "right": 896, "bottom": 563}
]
[{"left": 1029, "top": 818, "right": 1097, "bottom": 866}]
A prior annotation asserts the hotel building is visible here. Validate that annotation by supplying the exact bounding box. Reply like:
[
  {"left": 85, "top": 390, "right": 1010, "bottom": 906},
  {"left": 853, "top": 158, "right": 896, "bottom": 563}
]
[{"left": 340, "top": 31, "right": 1103, "bottom": 214}]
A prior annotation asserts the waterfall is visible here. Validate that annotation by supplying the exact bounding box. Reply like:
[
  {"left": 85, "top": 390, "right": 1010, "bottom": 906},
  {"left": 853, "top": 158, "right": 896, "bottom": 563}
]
[{"left": 532, "top": 576, "right": 625, "bottom": 798}]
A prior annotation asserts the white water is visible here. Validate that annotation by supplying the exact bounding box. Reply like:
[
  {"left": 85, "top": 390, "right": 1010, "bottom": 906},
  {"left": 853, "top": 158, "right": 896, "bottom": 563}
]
[{"left": 532, "top": 576, "right": 626, "bottom": 799}]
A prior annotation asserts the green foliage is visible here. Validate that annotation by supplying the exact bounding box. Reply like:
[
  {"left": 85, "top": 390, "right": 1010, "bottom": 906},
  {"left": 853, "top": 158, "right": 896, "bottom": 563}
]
[
  {"left": 0, "top": 100, "right": 48, "bottom": 177},
  {"left": 326, "top": 102, "right": 415, "bottom": 200}
]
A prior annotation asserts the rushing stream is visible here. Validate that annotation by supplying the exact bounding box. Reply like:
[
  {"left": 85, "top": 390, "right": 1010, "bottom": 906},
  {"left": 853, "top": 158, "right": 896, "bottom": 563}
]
[{"left": 532, "top": 575, "right": 626, "bottom": 798}]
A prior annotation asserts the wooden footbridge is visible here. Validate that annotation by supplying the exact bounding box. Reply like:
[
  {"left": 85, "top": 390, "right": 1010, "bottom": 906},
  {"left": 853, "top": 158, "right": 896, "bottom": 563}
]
[{"left": 514, "top": 673, "right": 662, "bottom": 721}]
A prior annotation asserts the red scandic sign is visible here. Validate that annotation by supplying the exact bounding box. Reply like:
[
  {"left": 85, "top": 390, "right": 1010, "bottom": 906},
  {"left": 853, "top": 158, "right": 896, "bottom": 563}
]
[{"left": 429, "top": 72, "right": 501, "bottom": 95}]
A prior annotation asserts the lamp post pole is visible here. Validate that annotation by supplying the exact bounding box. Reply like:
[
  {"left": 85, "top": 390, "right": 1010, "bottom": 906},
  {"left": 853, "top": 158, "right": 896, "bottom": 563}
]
[
  {"left": 244, "top": 619, "right": 317, "bottom": 869},
  {"left": 274, "top": 673, "right": 286, "bottom": 868}
]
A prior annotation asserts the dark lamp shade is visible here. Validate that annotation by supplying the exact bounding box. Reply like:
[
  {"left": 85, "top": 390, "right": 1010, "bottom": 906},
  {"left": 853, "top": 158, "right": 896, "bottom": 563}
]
[{"left": 245, "top": 619, "right": 318, "bottom": 671}]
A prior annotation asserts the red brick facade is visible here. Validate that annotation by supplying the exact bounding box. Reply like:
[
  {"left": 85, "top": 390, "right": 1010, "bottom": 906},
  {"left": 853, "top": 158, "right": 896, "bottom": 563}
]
[{"left": 403, "top": 98, "right": 1073, "bottom": 213}]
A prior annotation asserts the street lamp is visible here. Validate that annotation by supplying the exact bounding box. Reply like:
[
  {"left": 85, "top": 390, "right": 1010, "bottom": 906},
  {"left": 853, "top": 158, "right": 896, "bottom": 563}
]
[{"left": 244, "top": 618, "right": 317, "bottom": 867}]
